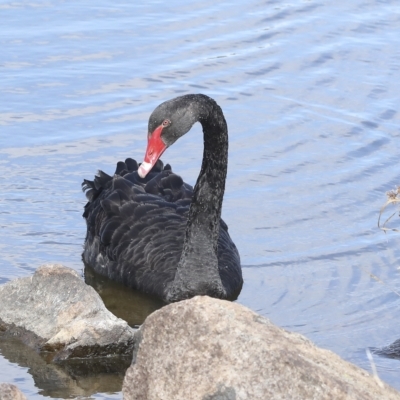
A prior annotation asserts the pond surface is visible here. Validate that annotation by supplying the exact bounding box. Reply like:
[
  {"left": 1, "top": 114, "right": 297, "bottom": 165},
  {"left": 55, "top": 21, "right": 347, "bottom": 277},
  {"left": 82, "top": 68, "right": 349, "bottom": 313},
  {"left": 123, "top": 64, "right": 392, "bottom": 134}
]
[{"left": 1, "top": 0, "right": 400, "bottom": 398}]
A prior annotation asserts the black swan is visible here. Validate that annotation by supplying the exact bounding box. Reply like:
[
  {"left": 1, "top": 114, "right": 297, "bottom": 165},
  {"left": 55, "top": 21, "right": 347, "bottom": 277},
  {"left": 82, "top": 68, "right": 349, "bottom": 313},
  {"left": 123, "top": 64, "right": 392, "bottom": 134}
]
[{"left": 82, "top": 94, "right": 243, "bottom": 303}]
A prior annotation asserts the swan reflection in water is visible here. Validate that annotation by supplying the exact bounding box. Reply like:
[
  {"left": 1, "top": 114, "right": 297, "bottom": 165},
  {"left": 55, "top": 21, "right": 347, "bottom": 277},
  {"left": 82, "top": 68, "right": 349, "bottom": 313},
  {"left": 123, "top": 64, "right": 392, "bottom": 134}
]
[{"left": 83, "top": 262, "right": 165, "bottom": 326}]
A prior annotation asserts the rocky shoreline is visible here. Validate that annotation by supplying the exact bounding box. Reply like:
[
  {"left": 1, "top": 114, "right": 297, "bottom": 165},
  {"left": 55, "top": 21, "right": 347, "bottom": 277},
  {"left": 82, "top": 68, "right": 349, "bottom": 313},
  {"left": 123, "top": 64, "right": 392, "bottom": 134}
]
[{"left": 1, "top": 264, "right": 399, "bottom": 399}]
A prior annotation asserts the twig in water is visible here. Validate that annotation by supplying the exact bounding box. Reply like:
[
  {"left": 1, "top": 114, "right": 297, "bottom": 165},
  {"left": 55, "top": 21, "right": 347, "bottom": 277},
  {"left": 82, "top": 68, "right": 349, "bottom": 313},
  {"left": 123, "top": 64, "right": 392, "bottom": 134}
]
[{"left": 378, "top": 186, "right": 400, "bottom": 232}]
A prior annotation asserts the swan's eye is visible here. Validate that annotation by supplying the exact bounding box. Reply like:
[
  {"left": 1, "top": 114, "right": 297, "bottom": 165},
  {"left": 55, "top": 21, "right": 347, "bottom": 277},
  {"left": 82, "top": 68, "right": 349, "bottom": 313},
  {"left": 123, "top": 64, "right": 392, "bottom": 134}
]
[{"left": 162, "top": 119, "right": 171, "bottom": 127}]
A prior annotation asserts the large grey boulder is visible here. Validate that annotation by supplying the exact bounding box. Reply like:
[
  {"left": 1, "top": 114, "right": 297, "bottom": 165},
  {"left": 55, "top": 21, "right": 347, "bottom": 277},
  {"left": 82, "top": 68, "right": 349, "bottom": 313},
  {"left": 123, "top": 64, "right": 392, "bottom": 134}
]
[
  {"left": 0, "top": 383, "right": 27, "bottom": 400},
  {"left": 123, "top": 296, "right": 400, "bottom": 400},
  {"left": 0, "top": 264, "right": 135, "bottom": 360}
]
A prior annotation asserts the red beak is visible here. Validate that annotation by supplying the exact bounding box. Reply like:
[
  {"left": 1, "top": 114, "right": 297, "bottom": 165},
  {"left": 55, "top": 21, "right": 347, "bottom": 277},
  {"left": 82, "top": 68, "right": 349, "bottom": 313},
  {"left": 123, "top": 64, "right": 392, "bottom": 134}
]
[{"left": 138, "top": 125, "right": 167, "bottom": 178}]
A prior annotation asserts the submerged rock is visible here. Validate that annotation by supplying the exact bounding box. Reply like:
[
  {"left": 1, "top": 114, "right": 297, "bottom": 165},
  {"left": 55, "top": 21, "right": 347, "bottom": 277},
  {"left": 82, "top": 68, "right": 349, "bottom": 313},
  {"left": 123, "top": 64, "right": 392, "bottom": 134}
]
[
  {"left": 0, "top": 337, "right": 130, "bottom": 398},
  {"left": 0, "top": 383, "right": 27, "bottom": 400},
  {"left": 373, "top": 338, "right": 400, "bottom": 360},
  {"left": 0, "top": 264, "right": 135, "bottom": 360},
  {"left": 123, "top": 296, "right": 400, "bottom": 400}
]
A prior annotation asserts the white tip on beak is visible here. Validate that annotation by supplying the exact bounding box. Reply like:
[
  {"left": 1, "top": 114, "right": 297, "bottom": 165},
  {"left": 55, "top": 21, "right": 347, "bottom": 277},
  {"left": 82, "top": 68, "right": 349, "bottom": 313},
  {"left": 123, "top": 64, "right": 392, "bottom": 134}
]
[{"left": 138, "top": 161, "right": 153, "bottom": 178}]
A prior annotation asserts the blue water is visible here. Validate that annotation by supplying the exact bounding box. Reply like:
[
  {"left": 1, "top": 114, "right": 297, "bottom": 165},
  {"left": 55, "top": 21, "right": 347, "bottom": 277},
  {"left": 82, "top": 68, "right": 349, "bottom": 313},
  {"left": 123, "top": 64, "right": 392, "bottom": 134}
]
[{"left": 1, "top": 0, "right": 400, "bottom": 398}]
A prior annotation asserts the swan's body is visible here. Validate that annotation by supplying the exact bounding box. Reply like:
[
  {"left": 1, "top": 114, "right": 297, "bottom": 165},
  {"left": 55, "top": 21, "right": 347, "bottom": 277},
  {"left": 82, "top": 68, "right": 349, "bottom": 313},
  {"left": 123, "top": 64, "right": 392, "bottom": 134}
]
[{"left": 82, "top": 94, "right": 242, "bottom": 303}]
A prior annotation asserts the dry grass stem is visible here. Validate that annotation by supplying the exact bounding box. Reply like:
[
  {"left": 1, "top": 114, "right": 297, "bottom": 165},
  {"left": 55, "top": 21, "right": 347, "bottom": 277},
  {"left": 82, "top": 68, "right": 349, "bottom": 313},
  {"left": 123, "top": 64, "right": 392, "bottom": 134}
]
[
  {"left": 378, "top": 187, "right": 400, "bottom": 232},
  {"left": 366, "top": 348, "right": 384, "bottom": 388}
]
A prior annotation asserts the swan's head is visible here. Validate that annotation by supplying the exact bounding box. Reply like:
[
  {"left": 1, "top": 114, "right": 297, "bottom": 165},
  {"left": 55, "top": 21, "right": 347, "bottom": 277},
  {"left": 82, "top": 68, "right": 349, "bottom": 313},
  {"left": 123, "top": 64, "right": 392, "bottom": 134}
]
[{"left": 138, "top": 94, "right": 209, "bottom": 178}]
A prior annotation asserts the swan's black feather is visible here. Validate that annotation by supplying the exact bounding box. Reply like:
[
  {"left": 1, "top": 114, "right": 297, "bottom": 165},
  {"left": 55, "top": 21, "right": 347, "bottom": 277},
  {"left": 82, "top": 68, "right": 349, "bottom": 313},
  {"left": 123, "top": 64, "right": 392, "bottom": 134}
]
[
  {"left": 100, "top": 218, "right": 121, "bottom": 245},
  {"left": 100, "top": 192, "right": 121, "bottom": 216},
  {"left": 112, "top": 176, "right": 135, "bottom": 194},
  {"left": 94, "top": 170, "right": 112, "bottom": 190},
  {"left": 134, "top": 203, "right": 160, "bottom": 219},
  {"left": 125, "top": 157, "right": 139, "bottom": 172},
  {"left": 115, "top": 161, "right": 128, "bottom": 175}
]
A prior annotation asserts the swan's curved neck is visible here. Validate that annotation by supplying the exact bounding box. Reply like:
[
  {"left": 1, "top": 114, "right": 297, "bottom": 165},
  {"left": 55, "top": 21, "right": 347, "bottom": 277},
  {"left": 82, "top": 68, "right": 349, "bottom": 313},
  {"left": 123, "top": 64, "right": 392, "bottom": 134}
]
[
  {"left": 166, "top": 98, "right": 228, "bottom": 302},
  {"left": 187, "top": 104, "right": 228, "bottom": 252}
]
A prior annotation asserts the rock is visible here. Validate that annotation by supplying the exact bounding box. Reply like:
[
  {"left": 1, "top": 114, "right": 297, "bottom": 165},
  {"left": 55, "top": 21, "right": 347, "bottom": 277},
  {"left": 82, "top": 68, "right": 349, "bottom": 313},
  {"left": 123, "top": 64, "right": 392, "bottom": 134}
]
[
  {"left": 373, "top": 338, "right": 400, "bottom": 360},
  {"left": 0, "top": 264, "right": 136, "bottom": 360},
  {"left": 0, "top": 383, "right": 27, "bottom": 400},
  {"left": 123, "top": 296, "right": 400, "bottom": 400}
]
